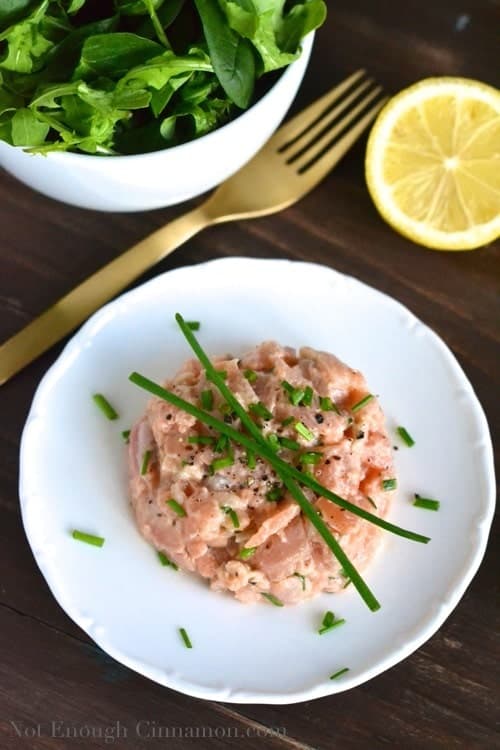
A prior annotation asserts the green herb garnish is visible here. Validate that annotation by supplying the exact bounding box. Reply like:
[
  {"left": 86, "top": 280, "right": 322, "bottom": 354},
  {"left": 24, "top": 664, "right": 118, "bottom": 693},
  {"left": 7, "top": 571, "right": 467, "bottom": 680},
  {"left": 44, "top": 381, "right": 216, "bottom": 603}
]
[
  {"left": 215, "top": 433, "right": 229, "bottom": 453},
  {"left": 302, "top": 386, "right": 313, "bottom": 407},
  {"left": 294, "top": 421, "right": 314, "bottom": 441},
  {"left": 246, "top": 448, "right": 256, "bottom": 470},
  {"left": 186, "top": 321, "right": 200, "bottom": 331},
  {"left": 300, "top": 452, "right": 323, "bottom": 465},
  {"left": 244, "top": 369, "right": 258, "bottom": 383},
  {"left": 210, "top": 455, "right": 234, "bottom": 473},
  {"left": 71, "top": 530, "right": 105, "bottom": 547},
  {"left": 397, "top": 426, "right": 415, "bottom": 447},
  {"left": 319, "top": 396, "right": 340, "bottom": 414},
  {"left": 318, "top": 611, "right": 346, "bottom": 635},
  {"left": 382, "top": 478, "right": 397, "bottom": 491},
  {"left": 201, "top": 390, "right": 214, "bottom": 410},
  {"left": 266, "top": 485, "right": 284, "bottom": 502},
  {"left": 239, "top": 547, "right": 257, "bottom": 560},
  {"left": 188, "top": 435, "right": 215, "bottom": 445},
  {"left": 121, "top": 429, "right": 131, "bottom": 443},
  {"left": 282, "top": 416, "right": 294, "bottom": 427},
  {"left": 249, "top": 402, "right": 273, "bottom": 421},
  {"left": 222, "top": 506, "right": 240, "bottom": 528},
  {"left": 158, "top": 551, "right": 178, "bottom": 570},
  {"left": 294, "top": 572, "right": 306, "bottom": 591},
  {"left": 414, "top": 494, "right": 440, "bottom": 511},
  {"left": 166, "top": 498, "right": 187, "bottom": 517},
  {"left": 179, "top": 627, "right": 192, "bottom": 649},
  {"left": 92, "top": 393, "right": 118, "bottom": 421},
  {"left": 140, "top": 449, "right": 152, "bottom": 475},
  {"left": 330, "top": 667, "right": 349, "bottom": 680},
  {"left": 262, "top": 593, "right": 284, "bottom": 607},
  {"left": 351, "top": 394, "right": 374, "bottom": 413},
  {"left": 267, "top": 433, "right": 280, "bottom": 453},
  {"left": 279, "top": 437, "right": 301, "bottom": 451}
]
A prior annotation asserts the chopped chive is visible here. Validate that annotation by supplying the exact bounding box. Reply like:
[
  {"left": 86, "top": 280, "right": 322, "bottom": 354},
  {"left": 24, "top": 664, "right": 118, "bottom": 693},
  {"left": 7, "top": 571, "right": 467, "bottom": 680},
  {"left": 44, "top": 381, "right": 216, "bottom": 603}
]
[
  {"left": 157, "top": 551, "right": 178, "bottom": 570},
  {"left": 282, "top": 416, "right": 294, "bottom": 427},
  {"left": 71, "top": 530, "right": 105, "bottom": 547},
  {"left": 179, "top": 627, "right": 192, "bottom": 648},
  {"left": 294, "top": 421, "right": 314, "bottom": 441},
  {"left": 246, "top": 448, "right": 256, "bottom": 470},
  {"left": 266, "top": 485, "right": 284, "bottom": 502},
  {"left": 188, "top": 435, "right": 215, "bottom": 445},
  {"left": 222, "top": 505, "right": 240, "bottom": 528},
  {"left": 140, "top": 449, "right": 152, "bottom": 476},
  {"left": 301, "top": 451, "right": 323, "bottom": 465},
  {"left": 318, "top": 610, "right": 346, "bottom": 634},
  {"left": 262, "top": 593, "right": 284, "bottom": 607},
  {"left": 351, "top": 394, "right": 374, "bottom": 413},
  {"left": 279, "top": 437, "right": 300, "bottom": 451},
  {"left": 330, "top": 667, "right": 349, "bottom": 680},
  {"left": 382, "top": 478, "right": 397, "bottom": 491},
  {"left": 281, "top": 381, "right": 294, "bottom": 395},
  {"left": 320, "top": 396, "right": 340, "bottom": 415},
  {"left": 186, "top": 321, "right": 200, "bottom": 331},
  {"left": 302, "top": 386, "right": 313, "bottom": 407},
  {"left": 215, "top": 433, "right": 229, "bottom": 453},
  {"left": 249, "top": 402, "right": 273, "bottom": 421},
  {"left": 239, "top": 546, "right": 256, "bottom": 560},
  {"left": 201, "top": 390, "right": 213, "bottom": 410},
  {"left": 121, "top": 429, "right": 131, "bottom": 443},
  {"left": 244, "top": 369, "right": 258, "bottom": 383},
  {"left": 166, "top": 498, "right": 187, "bottom": 517},
  {"left": 367, "top": 496, "right": 378, "bottom": 509},
  {"left": 397, "top": 426, "right": 415, "bottom": 447},
  {"left": 290, "top": 388, "right": 306, "bottom": 406},
  {"left": 210, "top": 455, "right": 234, "bottom": 473},
  {"left": 414, "top": 494, "right": 440, "bottom": 511},
  {"left": 294, "top": 572, "right": 306, "bottom": 591},
  {"left": 267, "top": 433, "right": 280, "bottom": 452},
  {"left": 92, "top": 393, "right": 118, "bottom": 420}
]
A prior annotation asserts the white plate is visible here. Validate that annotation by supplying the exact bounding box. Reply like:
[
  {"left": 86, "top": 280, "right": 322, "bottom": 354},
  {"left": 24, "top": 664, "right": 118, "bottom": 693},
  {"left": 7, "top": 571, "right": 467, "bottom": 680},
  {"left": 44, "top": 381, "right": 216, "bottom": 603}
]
[{"left": 19, "top": 258, "right": 495, "bottom": 704}]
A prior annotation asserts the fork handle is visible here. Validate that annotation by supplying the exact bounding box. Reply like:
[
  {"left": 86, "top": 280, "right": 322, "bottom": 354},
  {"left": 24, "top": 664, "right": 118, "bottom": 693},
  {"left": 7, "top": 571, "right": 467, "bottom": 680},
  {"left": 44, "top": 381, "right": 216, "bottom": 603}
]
[{"left": 0, "top": 204, "right": 211, "bottom": 385}]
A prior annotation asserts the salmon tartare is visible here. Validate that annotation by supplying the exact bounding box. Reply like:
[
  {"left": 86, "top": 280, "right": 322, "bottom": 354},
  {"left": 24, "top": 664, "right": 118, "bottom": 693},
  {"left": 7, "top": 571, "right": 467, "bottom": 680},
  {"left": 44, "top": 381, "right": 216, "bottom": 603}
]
[{"left": 128, "top": 342, "right": 396, "bottom": 605}]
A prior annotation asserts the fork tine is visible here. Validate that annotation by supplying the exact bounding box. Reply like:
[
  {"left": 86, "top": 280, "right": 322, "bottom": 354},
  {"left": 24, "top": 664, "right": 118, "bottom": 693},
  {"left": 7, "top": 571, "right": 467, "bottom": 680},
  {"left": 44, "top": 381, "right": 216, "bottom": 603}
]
[
  {"left": 273, "top": 70, "right": 367, "bottom": 148},
  {"left": 293, "top": 88, "right": 385, "bottom": 172},
  {"left": 284, "top": 78, "right": 376, "bottom": 161},
  {"left": 300, "top": 98, "right": 389, "bottom": 183}
]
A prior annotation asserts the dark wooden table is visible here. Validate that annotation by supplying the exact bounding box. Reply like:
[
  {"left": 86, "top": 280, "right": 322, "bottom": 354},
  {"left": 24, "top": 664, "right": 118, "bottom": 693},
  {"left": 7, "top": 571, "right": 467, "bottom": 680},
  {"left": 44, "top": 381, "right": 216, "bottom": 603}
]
[{"left": 1, "top": 2, "right": 499, "bottom": 749}]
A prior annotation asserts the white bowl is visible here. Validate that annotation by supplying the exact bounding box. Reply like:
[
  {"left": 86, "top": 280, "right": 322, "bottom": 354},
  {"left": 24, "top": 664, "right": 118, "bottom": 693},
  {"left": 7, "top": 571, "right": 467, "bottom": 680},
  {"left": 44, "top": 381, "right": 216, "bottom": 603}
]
[{"left": 0, "top": 36, "right": 313, "bottom": 212}]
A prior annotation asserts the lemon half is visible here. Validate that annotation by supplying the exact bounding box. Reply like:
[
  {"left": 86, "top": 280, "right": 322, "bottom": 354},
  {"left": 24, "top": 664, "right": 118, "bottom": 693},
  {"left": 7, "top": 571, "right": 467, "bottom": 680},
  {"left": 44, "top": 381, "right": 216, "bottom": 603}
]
[{"left": 365, "top": 77, "right": 500, "bottom": 250}]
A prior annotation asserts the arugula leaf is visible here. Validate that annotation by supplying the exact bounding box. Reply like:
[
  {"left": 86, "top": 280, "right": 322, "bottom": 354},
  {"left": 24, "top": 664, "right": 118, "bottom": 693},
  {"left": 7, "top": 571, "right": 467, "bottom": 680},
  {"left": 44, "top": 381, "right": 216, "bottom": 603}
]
[
  {"left": 0, "top": 1, "right": 54, "bottom": 74},
  {"left": 194, "top": 0, "right": 255, "bottom": 109},
  {"left": 10, "top": 106, "right": 49, "bottom": 145}
]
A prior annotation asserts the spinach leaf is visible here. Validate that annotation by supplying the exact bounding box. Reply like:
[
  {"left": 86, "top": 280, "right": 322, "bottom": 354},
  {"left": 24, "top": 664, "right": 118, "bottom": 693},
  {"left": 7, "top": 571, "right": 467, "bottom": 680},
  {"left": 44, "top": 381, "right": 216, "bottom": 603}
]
[
  {"left": 75, "top": 33, "right": 164, "bottom": 78},
  {"left": 219, "top": 0, "right": 326, "bottom": 72},
  {"left": 194, "top": 0, "right": 255, "bottom": 109},
  {"left": 0, "top": 0, "right": 41, "bottom": 33}
]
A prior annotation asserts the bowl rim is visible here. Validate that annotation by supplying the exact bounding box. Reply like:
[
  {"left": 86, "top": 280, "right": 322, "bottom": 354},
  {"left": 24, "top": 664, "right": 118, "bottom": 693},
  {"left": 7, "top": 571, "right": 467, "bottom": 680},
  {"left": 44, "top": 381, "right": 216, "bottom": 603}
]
[{"left": 30, "top": 34, "right": 314, "bottom": 164}]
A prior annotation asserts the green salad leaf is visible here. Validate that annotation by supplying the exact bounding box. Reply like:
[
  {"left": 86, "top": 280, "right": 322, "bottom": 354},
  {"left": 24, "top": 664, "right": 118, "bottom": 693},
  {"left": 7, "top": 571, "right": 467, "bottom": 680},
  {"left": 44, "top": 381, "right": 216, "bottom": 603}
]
[{"left": 0, "top": 0, "right": 326, "bottom": 154}]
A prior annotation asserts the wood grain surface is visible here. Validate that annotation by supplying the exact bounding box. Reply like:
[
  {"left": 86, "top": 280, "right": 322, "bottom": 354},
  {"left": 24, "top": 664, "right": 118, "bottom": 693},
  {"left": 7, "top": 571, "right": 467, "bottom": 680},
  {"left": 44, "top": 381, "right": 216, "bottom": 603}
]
[{"left": 0, "top": 2, "right": 499, "bottom": 749}]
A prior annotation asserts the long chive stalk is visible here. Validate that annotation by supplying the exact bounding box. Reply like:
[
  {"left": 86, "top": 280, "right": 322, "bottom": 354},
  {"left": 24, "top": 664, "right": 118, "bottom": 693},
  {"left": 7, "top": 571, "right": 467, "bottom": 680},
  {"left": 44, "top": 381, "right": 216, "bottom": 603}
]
[{"left": 128, "top": 373, "right": 429, "bottom": 545}]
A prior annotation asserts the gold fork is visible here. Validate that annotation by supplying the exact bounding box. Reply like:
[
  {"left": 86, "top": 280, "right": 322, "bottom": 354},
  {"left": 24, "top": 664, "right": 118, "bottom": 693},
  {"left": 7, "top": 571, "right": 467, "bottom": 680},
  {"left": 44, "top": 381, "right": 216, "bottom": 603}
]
[{"left": 0, "top": 70, "right": 386, "bottom": 385}]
